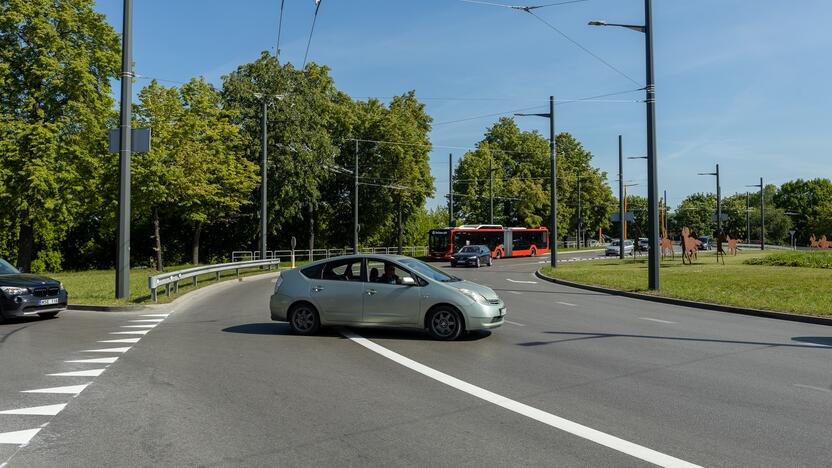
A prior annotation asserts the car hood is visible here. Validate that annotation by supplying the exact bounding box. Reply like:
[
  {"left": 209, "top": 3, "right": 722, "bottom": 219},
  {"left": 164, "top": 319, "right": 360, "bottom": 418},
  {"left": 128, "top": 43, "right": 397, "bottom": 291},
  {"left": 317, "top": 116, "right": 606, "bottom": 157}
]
[
  {"left": 445, "top": 280, "right": 500, "bottom": 302},
  {"left": 0, "top": 274, "right": 60, "bottom": 288}
]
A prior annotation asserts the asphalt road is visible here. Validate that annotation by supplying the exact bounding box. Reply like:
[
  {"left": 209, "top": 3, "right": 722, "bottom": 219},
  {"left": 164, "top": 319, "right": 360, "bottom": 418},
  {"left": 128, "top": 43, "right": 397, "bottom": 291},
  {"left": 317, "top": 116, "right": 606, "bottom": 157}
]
[{"left": 1, "top": 251, "right": 831, "bottom": 467}]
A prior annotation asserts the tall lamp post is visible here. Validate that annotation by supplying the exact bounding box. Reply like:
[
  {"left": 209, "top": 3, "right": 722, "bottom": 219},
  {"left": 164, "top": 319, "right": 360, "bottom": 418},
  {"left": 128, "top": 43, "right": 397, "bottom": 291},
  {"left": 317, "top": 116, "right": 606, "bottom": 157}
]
[
  {"left": 746, "top": 178, "right": 765, "bottom": 250},
  {"left": 116, "top": 0, "right": 133, "bottom": 298},
  {"left": 590, "top": 0, "right": 660, "bottom": 289},
  {"left": 697, "top": 164, "right": 722, "bottom": 236},
  {"left": 252, "top": 93, "right": 284, "bottom": 260},
  {"left": 515, "top": 96, "right": 558, "bottom": 268}
]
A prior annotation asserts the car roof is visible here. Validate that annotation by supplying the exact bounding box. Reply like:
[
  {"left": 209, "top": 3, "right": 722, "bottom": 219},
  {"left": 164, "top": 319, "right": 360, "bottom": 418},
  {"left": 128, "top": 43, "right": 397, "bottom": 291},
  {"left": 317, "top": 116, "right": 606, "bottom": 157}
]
[{"left": 301, "top": 254, "right": 413, "bottom": 267}]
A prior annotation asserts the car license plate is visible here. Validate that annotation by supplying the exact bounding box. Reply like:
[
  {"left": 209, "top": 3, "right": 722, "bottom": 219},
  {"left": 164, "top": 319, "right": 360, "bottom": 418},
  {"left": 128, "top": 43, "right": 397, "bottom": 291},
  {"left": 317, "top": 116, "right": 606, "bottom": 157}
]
[{"left": 38, "top": 298, "right": 59, "bottom": 306}]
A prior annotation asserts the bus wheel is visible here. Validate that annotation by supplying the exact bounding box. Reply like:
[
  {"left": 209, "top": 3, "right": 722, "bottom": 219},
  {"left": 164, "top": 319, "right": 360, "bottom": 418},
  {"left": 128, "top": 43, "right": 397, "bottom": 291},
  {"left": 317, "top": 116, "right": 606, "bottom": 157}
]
[
  {"left": 496, "top": 250, "right": 502, "bottom": 259},
  {"left": 530, "top": 248, "right": 537, "bottom": 257}
]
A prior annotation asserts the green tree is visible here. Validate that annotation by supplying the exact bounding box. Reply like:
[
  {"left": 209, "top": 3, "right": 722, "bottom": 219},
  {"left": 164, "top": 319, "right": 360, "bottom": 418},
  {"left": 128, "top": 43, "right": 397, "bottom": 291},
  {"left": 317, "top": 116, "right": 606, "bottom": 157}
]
[
  {"left": 749, "top": 184, "right": 792, "bottom": 245},
  {"left": 671, "top": 193, "right": 716, "bottom": 238},
  {"left": 0, "top": 0, "right": 120, "bottom": 271},
  {"left": 774, "top": 178, "right": 832, "bottom": 243}
]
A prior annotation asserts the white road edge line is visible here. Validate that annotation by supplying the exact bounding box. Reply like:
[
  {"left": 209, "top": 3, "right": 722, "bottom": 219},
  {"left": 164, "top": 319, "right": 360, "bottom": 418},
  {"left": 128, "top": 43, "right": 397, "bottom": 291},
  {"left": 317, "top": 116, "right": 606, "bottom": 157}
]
[
  {"left": 638, "top": 317, "right": 676, "bottom": 324},
  {"left": 504, "top": 320, "right": 526, "bottom": 327},
  {"left": 507, "top": 278, "right": 537, "bottom": 284},
  {"left": 339, "top": 328, "right": 701, "bottom": 468},
  {"left": 556, "top": 301, "right": 577, "bottom": 307},
  {"left": 507, "top": 291, "right": 522, "bottom": 295}
]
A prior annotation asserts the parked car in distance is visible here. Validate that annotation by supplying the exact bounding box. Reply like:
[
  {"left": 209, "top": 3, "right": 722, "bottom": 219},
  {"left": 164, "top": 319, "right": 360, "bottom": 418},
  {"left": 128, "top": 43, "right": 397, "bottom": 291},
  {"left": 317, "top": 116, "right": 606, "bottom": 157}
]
[
  {"left": 270, "top": 255, "right": 506, "bottom": 340},
  {"left": 451, "top": 245, "right": 492, "bottom": 268},
  {"left": 0, "top": 259, "right": 67, "bottom": 322},
  {"left": 698, "top": 236, "right": 712, "bottom": 250},
  {"left": 605, "top": 239, "right": 634, "bottom": 256},
  {"left": 638, "top": 237, "right": 649, "bottom": 251}
]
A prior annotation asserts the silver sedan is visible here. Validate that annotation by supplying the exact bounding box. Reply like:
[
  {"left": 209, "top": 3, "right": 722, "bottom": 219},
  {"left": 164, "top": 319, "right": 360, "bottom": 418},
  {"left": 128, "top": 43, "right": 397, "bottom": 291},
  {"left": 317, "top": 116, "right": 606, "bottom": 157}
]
[{"left": 270, "top": 255, "right": 506, "bottom": 340}]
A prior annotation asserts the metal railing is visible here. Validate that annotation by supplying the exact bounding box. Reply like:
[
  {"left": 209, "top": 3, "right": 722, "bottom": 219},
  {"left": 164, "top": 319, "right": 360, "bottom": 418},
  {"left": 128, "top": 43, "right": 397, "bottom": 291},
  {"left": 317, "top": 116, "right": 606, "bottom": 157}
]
[
  {"left": 148, "top": 258, "right": 280, "bottom": 302},
  {"left": 232, "top": 246, "right": 428, "bottom": 263}
]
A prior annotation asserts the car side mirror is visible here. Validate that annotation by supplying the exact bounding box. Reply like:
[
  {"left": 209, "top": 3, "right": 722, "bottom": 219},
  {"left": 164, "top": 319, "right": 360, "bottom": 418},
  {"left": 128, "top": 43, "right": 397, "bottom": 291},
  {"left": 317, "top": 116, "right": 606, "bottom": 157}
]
[{"left": 398, "top": 277, "right": 416, "bottom": 286}]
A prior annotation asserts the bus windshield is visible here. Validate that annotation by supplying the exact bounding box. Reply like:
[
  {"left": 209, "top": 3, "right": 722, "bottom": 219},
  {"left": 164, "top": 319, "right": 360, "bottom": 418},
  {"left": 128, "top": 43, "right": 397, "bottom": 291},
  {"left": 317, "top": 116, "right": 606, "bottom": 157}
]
[{"left": 429, "top": 231, "right": 450, "bottom": 252}]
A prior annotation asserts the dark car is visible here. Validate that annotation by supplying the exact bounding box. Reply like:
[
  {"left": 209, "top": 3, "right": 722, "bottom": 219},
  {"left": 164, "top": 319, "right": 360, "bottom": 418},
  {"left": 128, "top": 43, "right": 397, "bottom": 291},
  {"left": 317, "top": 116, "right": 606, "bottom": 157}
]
[
  {"left": 451, "top": 245, "right": 493, "bottom": 268},
  {"left": 697, "top": 236, "right": 712, "bottom": 250},
  {"left": 0, "top": 259, "right": 67, "bottom": 322}
]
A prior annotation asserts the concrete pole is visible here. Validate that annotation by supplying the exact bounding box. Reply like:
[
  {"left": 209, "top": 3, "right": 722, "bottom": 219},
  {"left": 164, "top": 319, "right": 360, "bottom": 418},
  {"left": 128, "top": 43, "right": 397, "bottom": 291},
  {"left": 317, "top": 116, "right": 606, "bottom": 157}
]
[{"left": 116, "top": 0, "right": 133, "bottom": 299}]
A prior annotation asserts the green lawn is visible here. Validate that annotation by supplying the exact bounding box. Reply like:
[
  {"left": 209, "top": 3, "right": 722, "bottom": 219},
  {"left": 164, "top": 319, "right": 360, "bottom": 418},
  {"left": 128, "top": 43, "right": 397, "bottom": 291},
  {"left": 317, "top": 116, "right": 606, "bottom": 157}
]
[
  {"left": 51, "top": 261, "right": 308, "bottom": 306},
  {"left": 540, "top": 251, "right": 832, "bottom": 316}
]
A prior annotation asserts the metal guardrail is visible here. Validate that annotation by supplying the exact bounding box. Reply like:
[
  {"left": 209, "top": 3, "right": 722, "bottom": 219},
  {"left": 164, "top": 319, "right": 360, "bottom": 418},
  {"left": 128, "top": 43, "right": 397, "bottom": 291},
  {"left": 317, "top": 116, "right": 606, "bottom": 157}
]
[
  {"left": 232, "top": 246, "right": 428, "bottom": 263},
  {"left": 148, "top": 259, "right": 280, "bottom": 302}
]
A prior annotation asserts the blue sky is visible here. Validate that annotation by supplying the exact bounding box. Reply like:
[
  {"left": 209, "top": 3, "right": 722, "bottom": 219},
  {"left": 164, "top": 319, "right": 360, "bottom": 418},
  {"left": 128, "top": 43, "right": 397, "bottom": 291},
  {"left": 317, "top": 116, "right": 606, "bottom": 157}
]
[{"left": 94, "top": 0, "right": 832, "bottom": 210}]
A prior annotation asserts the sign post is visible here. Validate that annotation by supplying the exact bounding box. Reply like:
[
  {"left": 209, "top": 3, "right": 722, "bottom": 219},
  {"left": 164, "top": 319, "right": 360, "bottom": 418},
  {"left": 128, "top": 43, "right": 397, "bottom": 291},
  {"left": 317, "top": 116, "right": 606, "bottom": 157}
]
[{"left": 291, "top": 236, "right": 297, "bottom": 268}]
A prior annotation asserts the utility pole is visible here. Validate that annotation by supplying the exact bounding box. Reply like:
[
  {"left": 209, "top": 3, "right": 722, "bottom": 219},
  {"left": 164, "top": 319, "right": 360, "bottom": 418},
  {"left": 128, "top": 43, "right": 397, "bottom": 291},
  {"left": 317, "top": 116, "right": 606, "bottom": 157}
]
[
  {"left": 489, "top": 157, "right": 494, "bottom": 224},
  {"left": 644, "top": 0, "right": 660, "bottom": 289},
  {"left": 576, "top": 167, "right": 582, "bottom": 249},
  {"left": 760, "top": 177, "right": 765, "bottom": 250},
  {"left": 259, "top": 98, "right": 268, "bottom": 260},
  {"left": 354, "top": 140, "right": 359, "bottom": 253},
  {"left": 716, "top": 164, "right": 722, "bottom": 235},
  {"left": 116, "top": 0, "right": 133, "bottom": 299},
  {"left": 549, "top": 96, "right": 558, "bottom": 268},
  {"left": 618, "top": 135, "right": 625, "bottom": 259},
  {"left": 662, "top": 189, "right": 667, "bottom": 236},
  {"left": 448, "top": 153, "right": 454, "bottom": 227},
  {"left": 745, "top": 192, "right": 750, "bottom": 244}
]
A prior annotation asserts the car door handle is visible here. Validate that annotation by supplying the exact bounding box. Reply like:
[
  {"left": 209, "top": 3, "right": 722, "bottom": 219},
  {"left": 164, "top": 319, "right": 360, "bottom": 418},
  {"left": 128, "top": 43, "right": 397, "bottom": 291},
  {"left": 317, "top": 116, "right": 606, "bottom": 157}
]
[
  {"left": 312, "top": 286, "right": 325, "bottom": 292},
  {"left": 366, "top": 289, "right": 377, "bottom": 296}
]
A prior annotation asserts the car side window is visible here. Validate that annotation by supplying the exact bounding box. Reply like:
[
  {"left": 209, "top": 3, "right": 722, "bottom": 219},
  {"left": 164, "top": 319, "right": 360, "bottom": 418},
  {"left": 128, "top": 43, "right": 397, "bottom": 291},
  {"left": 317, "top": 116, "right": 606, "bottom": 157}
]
[
  {"left": 321, "top": 259, "right": 362, "bottom": 282},
  {"left": 301, "top": 263, "right": 324, "bottom": 279},
  {"left": 367, "top": 260, "right": 415, "bottom": 285}
]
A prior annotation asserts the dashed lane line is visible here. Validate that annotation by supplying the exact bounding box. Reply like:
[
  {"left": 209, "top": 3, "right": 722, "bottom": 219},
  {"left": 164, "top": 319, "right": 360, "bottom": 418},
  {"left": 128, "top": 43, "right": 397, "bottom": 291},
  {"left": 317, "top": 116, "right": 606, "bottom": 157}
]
[
  {"left": 98, "top": 338, "right": 140, "bottom": 344},
  {"left": 340, "top": 328, "right": 701, "bottom": 468},
  {"left": 556, "top": 301, "right": 577, "bottom": 307},
  {"left": 120, "top": 324, "right": 157, "bottom": 329},
  {"left": 507, "top": 278, "right": 537, "bottom": 284},
  {"left": 0, "top": 428, "right": 42, "bottom": 445},
  {"left": 65, "top": 357, "right": 118, "bottom": 364},
  {"left": 128, "top": 319, "right": 164, "bottom": 323},
  {"left": 638, "top": 317, "right": 676, "bottom": 324},
  {"left": 504, "top": 320, "right": 526, "bottom": 327},
  {"left": 82, "top": 347, "right": 132, "bottom": 353},
  {"left": 109, "top": 330, "right": 149, "bottom": 335}
]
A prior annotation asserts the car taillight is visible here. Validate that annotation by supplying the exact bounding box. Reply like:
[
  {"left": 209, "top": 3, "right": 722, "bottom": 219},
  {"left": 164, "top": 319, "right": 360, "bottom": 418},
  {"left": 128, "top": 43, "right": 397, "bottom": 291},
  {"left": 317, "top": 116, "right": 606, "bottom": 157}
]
[{"left": 274, "top": 275, "right": 284, "bottom": 292}]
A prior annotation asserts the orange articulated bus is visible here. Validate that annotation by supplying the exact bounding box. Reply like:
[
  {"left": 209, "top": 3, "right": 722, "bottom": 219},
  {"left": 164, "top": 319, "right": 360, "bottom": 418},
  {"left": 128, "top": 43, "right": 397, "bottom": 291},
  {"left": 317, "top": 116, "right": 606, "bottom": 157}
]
[{"left": 428, "top": 225, "right": 549, "bottom": 261}]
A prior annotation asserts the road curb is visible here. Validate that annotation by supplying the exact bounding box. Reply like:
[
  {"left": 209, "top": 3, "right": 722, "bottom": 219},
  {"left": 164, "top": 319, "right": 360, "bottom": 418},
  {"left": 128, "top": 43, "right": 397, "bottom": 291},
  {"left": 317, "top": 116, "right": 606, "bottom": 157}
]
[
  {"left": 534, "top": 270, "right": 832, "bottom": 327},
  {"left": 67, "top": 304, "right": 149, "bottom": 312}
]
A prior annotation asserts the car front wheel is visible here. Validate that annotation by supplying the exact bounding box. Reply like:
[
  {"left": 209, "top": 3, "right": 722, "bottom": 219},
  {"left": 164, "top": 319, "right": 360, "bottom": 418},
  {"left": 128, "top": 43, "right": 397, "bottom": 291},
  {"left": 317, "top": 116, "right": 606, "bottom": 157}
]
[
  {"left": 289, "top": 303, "right": 320, "bottom": 335},
  {"left": 426, "top": 307, "right": 463, "bottom": 341}
]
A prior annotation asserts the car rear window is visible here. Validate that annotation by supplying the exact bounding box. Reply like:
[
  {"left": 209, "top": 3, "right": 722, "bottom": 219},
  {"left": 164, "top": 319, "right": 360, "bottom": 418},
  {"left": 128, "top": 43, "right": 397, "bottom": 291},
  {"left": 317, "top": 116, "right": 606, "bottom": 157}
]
[{"left": 300, "top": 263, "right": 324, "bottom": 279}]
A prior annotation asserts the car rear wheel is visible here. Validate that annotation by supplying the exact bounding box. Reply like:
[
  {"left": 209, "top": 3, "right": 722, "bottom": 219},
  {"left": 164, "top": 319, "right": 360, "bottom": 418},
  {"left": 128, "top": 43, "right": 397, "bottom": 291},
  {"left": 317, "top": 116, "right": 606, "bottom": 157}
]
[
  {"left": 475, "top": 257, "right": 480, "bottom": 268},
  {"left": 427, "top": 307, "right": 463, "bottom": 341},
  {"left": 288, "top": 303, "right": 320, "bottom": 335}
]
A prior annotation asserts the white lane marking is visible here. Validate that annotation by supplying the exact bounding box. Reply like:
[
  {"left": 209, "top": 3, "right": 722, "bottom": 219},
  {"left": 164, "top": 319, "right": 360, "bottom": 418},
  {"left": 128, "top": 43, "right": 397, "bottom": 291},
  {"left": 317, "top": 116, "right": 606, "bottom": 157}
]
[
  {"left": 638, "top": 317, "right": 676, "bottom": 324},
  {"left": 793, "top": 384, "right": 832, "bottom": 393},
  {"left": 0, "top": 428, "right": 41, "bottom": 445},
  {"left": 140, "top": 314, "right": 169, "bottom": 317},
  {"left": 340, "top": 329, "right": 700, "bottom": 468},
  {"left": 109, "top": 330, "right": 149, "bottom": 335},
  {"left": 128, "top": 319, "right": 164, "bottom": 323},
  {"left": 801, "top": 342, "right": 832, "bottom": 348},
  {"left": 0, "top": 404, "right": 66, "bottom": 416},
  {"left": 507, "top": 291, "right": 522, "bottom": 295},
  {"left": 505, "top": 320, "right": 526, "bottom": 327},
  {"left": 82, "top": 347, "right": 131, "bottom": 353},
  {"left": 22, "top": 384, "right": 90, "bottom": 395},
  {"left": 65, "top": 357, "right": 118, "bottom": 364},
  {"left": 98, "top": 338, "right": 140, "bottom": 344},
  {"left": 556, "top": 301, "right": 577, "bottom": 307},
  {"left": 47, "top": 369, "right": 106, "bottom": 377},
  {"left": 507, "top": 278, "right": 537, "bottom": 284},
  {"left": 120, "top": 324, "right": 157, "bottom": 328}
]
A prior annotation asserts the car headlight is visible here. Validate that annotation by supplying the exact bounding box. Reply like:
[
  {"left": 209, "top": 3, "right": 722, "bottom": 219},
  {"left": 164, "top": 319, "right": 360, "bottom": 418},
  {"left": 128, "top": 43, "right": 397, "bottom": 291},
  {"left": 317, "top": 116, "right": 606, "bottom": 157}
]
[
  {"left": 59, "top": 282, "right": 65, "bottom": 291},
  {"left": 0, "top": 286, "right": 30, "bottom": 296},
  {"left": 459, "top": 288, "right": 488, "bottom": 305}
]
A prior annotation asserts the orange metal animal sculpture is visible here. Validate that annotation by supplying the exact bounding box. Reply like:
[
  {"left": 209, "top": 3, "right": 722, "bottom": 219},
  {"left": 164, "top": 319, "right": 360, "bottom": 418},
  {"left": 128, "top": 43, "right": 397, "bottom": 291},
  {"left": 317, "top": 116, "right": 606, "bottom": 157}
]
[
  {"left": 819, "top": 235, "right": 831, "bottom": 249},
  {"left": 727, "top": 235, "right": 738, "bottom": 255},
  {"left": 680, "top": 227, "right": 701, "bottom": 265},
  {"left": 660, "top": 229, "right": 674, "bottom": 260}
]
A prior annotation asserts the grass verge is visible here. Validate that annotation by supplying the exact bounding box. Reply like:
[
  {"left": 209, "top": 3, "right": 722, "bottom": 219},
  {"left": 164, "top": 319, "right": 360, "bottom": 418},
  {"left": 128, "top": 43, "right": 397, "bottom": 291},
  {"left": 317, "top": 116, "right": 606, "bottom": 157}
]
[
  {"left": 51, "top": 261, "right": 310, "bottom": 306},
  {"left": 540, "top": 251, "right": 832, "bottom": 316},
  {"left": 744, "top": 250, "right": 832, "bottom": 269}
]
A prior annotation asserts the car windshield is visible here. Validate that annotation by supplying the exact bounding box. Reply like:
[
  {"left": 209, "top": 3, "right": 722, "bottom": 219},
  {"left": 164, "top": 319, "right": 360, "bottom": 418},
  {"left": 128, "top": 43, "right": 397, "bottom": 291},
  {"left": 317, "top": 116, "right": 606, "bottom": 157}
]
[
  {"left": 0, "top": 259, "right": 20, "bottom": 275},
  {"left": 460, "top": 246, "right": 478, "bottom": 253},
  {"left": 610, "top": 241, "right": 620, "bottom": 246},
  {"left": 399, "top": 258, "right": 460, "bottom": 282}
]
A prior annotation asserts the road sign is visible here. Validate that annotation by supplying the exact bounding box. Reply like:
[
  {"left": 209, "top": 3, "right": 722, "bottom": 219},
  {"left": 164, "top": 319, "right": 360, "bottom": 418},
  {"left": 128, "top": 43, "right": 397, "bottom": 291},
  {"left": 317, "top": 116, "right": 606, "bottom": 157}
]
[
  {"left": 610, "top": 212, "right": 635, "bottom": 222},
  {"left": 290, "top": 236, "right": 297, "bottom": 250},
  {"left": 789, "top": 230, "right": 796, "bottom": 236},
  {"left": 711, "top": 214, "right": 729, "bottom": 222},
  {"left": 108, "top": 127, "right": 151, "bottom": 153}
]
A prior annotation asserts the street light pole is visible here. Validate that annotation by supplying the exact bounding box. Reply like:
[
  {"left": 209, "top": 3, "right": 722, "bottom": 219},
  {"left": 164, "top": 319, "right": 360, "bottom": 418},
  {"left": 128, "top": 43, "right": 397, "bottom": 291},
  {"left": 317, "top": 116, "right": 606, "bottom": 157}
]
[
  {"left": 515, "top": 96, "right": 557, "bottom": 268},
  {"left": 577, "top": 167, "right": 582, "bottom": 249},
  {"left": 354, "top": 140, "right": 359, "bottom": 253},
  {"left": 590, "top": 0, "right": 660, "bottom": 289},
  {"left": 618, "top": 135, "right": 625, "bottom": 260},
  {"left": 116, "top": 0, "right": 133, "bottom": 299},
  {"left": 260, "top": 98, "right": 268, "bottom": 260},
  {"left": 449, "top": 153, "right": 454, "bottom": 227},
  {"left": 698, "top": 164, "right": 721, "bottom": 236},
  {"left": 746, "top": 192, "right": 750, "bottom": 244},
  {"left": 489, "top": 157, "right": 494, "bottom": 224},
  {"left": 746, "top": 178, "right": 765, "bottom": 250}
]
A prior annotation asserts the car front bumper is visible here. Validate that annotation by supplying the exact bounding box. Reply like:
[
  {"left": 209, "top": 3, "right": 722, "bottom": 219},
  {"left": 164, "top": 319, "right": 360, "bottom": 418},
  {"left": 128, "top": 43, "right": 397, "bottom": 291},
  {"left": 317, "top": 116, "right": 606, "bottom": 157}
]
[
  {"left": 1, "top": 292, "right": 68, "bottom": 319},
  {"left": 464, "top": 301, "right": 506, "bottom": 330},
  {"left": 451, "top": 257, "right": 480, "bottom": 266}
]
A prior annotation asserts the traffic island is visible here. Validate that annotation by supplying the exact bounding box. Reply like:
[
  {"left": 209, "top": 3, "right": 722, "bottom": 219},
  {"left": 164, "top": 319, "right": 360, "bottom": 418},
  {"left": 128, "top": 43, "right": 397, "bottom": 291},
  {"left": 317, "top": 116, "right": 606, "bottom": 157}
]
[{"left": 537, "top": 250, "right": 832, "bottom": 325}]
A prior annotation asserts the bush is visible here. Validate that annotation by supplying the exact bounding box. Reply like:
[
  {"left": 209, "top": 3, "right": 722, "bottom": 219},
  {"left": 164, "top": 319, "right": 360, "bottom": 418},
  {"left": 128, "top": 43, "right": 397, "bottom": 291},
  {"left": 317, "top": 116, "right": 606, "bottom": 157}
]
[{"left": 744, "top": 251, "right": 832, "bottom": 269}]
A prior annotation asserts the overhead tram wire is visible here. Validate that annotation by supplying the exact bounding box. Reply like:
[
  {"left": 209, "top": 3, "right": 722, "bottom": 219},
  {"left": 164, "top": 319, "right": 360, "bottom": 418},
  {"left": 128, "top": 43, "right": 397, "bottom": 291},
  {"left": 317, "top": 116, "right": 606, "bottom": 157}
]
[
  {"left": 303, "top": 0, "right": 323, "bottom": 68},
  {"left": 276, "top": 0, "right": 286, "bottom": 60}
]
